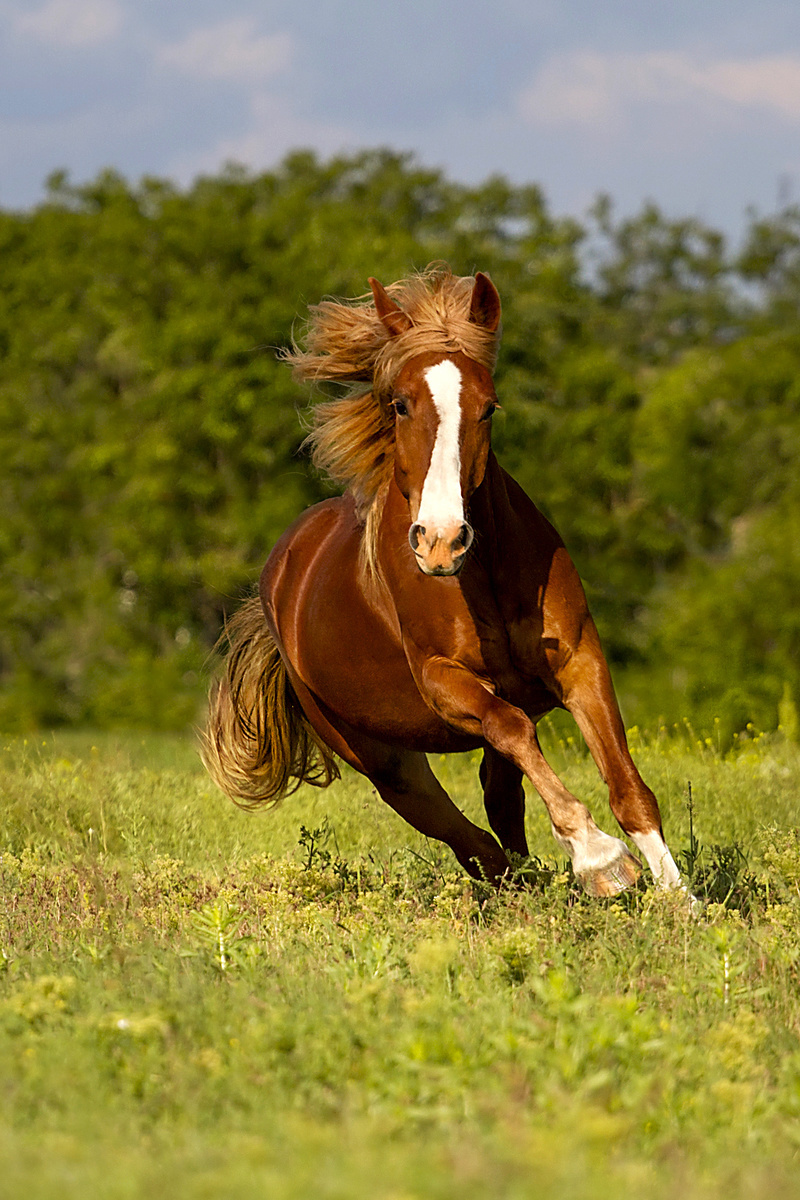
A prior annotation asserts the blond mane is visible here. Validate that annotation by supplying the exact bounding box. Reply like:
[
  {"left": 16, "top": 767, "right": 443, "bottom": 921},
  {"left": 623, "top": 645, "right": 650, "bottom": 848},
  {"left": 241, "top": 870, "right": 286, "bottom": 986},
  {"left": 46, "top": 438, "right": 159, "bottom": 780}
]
[{"left": 286, "top": 265, "right": 501, "bottom": 575}]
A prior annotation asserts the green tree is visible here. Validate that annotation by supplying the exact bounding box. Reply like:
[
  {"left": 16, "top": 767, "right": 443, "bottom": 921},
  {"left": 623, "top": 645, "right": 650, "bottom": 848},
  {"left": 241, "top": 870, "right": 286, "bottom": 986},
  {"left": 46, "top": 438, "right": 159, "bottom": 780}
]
[{"left": 2, "top": 152, "right": 799, "bottom": 736}]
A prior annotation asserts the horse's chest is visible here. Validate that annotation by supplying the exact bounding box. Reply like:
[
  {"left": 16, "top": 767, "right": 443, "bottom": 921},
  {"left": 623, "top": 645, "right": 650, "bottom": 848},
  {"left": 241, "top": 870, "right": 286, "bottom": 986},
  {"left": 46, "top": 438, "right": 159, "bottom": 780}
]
[
  {"left": 446, "top": 593, "right": 545, "bottom": 701},
  {"left": 456, "top": 575, "right": 544, "bottom": 682},
  {"left": 504, "top": 612, "right": 547, "bottom": 675}
]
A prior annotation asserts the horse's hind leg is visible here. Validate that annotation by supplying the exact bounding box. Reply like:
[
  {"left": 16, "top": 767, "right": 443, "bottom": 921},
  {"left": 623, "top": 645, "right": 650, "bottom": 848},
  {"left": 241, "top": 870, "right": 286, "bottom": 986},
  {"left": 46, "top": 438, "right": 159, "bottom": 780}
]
[
  {"left": 479, "top": 747, "right": 529, "bottom": 858},
  {"left": 270, "top": 672, "right": 510, "bottom": 882},
  {"left": 369, "top": 750, "right": 510, "bottom": 882}
]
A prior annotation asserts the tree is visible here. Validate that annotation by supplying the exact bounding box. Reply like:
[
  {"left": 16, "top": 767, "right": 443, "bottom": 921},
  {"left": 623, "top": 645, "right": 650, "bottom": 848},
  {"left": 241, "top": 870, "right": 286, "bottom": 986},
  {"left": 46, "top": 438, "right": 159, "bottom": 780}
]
[{"left": 2, "top": 152, "right": 798, "bottom": 735}]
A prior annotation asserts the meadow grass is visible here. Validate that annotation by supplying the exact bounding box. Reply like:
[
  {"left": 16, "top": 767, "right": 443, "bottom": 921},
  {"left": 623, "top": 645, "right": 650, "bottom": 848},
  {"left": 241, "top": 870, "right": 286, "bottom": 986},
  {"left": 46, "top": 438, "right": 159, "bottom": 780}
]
[{"left": 0, "top": 726, "right": 798, "bottom": 1198}]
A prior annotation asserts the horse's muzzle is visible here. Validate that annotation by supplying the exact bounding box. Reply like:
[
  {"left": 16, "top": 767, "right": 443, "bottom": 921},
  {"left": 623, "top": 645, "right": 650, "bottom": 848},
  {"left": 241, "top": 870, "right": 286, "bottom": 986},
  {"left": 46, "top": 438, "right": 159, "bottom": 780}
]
[{"left": 408, "top": 521, "right": 474, "bottom": 576}]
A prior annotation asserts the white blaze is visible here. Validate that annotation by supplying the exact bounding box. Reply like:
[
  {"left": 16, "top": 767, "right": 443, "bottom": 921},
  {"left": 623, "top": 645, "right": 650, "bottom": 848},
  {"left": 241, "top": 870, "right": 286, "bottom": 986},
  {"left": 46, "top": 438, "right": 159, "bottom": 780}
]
[{"left": 417, "top": 360, "right": 464, "bottom": 535}]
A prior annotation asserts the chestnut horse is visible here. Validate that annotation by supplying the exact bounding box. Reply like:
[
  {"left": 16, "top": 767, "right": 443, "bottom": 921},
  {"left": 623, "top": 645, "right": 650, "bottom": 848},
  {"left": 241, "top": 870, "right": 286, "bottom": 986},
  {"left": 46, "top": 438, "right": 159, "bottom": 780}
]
[{"left": 204, "top": 267, "right": 683, "bottom": 897}]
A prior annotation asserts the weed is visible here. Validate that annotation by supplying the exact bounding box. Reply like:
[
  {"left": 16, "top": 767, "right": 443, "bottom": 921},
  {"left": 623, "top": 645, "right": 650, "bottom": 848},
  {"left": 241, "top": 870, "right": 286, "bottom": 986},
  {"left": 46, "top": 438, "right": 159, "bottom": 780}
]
[
  {"left": 192, "top": 900, "right": 243, "bottom": 972},
  {"left": 0, "top": 731, "right": 796, "bottom": 1198}
]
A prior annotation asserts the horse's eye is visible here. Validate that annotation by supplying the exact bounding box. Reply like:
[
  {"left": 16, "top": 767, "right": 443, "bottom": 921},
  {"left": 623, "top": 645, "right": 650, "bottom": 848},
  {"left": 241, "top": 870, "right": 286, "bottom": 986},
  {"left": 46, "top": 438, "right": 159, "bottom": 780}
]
[
  {"left": 392, "top": 399, "right": 408, "bottom": 417},
  {"left": 482, "top": 402, "right": 500, "bottom": 421}
]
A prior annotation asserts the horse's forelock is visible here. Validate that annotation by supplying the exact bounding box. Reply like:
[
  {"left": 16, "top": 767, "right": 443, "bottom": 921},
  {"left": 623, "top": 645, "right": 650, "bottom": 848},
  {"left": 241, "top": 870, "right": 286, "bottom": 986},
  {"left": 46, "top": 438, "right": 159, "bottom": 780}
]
[
  {"left": 291, "top": 267, "right": 500, "bottom": 391},
  {"left": 372, "top": 270, "right": 499, "bottom": 392}
]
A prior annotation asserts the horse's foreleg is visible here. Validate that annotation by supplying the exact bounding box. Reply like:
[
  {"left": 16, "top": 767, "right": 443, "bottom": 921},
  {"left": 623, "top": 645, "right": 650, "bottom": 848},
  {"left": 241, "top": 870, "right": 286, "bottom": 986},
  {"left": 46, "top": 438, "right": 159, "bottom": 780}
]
[
  {"left": 420, "top": 660, "right": 640, "bottom": 896},
  {"left": 369, "top": 750, "right": 510, "bottom": 882},
  {"left": 479, "top": 747, "right": 529, "bottom": 858},
  {"left": 557, "top": 624, "right": 684, "bottom": 890}
]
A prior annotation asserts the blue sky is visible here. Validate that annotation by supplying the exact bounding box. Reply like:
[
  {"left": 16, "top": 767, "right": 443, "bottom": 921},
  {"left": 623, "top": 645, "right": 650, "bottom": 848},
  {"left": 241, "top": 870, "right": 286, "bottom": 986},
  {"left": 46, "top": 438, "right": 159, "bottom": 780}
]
[{"left": 1, "top": 0, "right": 799, "bottom": 240}]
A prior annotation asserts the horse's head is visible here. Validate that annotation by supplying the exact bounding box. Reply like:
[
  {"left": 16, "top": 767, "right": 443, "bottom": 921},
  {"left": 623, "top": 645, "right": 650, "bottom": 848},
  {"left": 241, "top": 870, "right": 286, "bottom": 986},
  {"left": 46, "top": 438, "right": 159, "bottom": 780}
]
[{"left": 369, "top": 273, "right": 502, "bottom": 577}]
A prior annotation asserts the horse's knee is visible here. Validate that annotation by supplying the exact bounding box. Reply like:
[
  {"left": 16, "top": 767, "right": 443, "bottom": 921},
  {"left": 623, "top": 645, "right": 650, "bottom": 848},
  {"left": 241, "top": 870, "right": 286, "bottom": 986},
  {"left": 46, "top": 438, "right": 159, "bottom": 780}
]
[{"left": 481, "top": 701, "right": 533, "bottom": 762}]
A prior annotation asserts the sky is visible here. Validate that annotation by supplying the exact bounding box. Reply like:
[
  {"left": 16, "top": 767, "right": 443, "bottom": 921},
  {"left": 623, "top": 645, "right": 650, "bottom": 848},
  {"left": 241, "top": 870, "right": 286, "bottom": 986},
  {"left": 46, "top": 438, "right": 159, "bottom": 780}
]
[{"left": 1, "top": 0, "right": 799, "bottom": 242}]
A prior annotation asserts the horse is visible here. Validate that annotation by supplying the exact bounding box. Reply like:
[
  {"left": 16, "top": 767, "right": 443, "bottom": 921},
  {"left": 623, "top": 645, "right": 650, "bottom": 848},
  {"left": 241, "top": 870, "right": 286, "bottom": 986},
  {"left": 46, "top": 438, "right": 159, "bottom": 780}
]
[{"left": 203, "top": 266, "right": 684, "bottom": 897}]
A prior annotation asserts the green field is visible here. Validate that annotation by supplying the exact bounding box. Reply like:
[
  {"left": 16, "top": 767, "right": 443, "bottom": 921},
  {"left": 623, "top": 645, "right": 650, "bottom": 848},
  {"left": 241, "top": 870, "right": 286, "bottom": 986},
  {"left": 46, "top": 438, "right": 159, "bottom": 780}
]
[{"left": 0, "top": 727, "right": 798, "bottom": 1198}]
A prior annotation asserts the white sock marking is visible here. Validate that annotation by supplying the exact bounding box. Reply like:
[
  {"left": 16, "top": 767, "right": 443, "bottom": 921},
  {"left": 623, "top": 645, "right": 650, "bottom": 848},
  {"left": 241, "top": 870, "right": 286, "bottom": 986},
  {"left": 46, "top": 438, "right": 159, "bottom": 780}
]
[
  {"left": 630, "top": 829, "right": 684, "bottom": 889},
  {"left": 552, "top": 819, "right": 630, "bottom": 878},
  {"left": 417, "top": 360, "right": 464, "bottom": 535}
]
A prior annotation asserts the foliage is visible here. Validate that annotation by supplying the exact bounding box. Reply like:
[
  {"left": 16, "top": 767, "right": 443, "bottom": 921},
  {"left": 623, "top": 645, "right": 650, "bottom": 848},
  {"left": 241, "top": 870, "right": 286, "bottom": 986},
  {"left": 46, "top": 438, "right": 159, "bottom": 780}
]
[
  {"left": 0, "top": 732, "right": 798, "bottom": 1198},
  {"left": 2, "top": 152, "right": 800, "bottom": 733}
]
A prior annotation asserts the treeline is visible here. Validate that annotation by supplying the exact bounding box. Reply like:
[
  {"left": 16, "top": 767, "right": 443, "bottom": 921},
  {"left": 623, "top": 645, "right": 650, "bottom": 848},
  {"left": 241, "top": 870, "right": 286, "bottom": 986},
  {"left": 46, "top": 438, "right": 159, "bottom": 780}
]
[{"left": 2, "top": 149, "right": 800, "bottom": 737}]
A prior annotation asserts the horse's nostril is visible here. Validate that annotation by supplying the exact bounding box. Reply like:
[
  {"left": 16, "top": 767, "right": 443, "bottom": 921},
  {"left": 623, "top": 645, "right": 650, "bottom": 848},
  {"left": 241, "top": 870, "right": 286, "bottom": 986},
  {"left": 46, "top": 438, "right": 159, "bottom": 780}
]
[
  {"left": 408, "top": 523, "right": 426, "bottom": 551},
  {"left": 452, "top": 523, "right": 474, "bottom": 555}
]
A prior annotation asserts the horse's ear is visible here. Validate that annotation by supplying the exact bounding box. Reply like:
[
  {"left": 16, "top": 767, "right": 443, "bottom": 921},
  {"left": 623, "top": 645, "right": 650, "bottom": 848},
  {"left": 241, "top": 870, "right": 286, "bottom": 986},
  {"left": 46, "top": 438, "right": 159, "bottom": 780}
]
[
  {"left": 469, "top": 272, "right": 501, "bottom": 332},
  {"left": 369, "top": 277, "right": 414, "bottom": 337}
]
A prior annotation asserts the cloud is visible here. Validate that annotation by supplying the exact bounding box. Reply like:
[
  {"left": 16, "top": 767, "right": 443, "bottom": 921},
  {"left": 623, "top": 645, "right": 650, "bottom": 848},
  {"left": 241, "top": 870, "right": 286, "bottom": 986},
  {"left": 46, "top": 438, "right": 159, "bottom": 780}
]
[
  {"left": 12, "top": 0, "right": 122, "bottom": 46},
  {"left": 166, "top": 92, "right": 352, "bottom": 185},
  {"left": 519, "top": 51, "right": 800, "bottom": 131},
  {"left": 698, "top": 57, "right": 800, "bottom": 120},
  {"left": 157, "top": 18, "right": 292, "bottom": 84}
]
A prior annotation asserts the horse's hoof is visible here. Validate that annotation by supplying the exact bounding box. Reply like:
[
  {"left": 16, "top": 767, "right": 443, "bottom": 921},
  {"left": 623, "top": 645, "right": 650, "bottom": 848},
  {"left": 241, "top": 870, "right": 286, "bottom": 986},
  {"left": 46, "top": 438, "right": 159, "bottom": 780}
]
[{"left": 578, "top": 847, "right": 641, "bottom": 897}]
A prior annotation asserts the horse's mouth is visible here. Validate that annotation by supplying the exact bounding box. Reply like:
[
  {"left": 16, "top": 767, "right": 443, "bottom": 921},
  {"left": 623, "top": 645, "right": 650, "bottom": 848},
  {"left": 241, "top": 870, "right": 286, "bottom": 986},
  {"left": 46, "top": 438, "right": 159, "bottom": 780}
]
[{"left": 414, "top": 554, "right": 467, "bottom": 578}]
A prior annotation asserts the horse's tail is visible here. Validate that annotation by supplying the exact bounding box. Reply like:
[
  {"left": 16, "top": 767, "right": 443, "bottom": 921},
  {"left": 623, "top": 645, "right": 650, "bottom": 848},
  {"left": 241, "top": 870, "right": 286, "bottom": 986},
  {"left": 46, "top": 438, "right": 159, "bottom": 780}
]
[{"left": 202, "top": 595, "right": 340, "bottom": 809}]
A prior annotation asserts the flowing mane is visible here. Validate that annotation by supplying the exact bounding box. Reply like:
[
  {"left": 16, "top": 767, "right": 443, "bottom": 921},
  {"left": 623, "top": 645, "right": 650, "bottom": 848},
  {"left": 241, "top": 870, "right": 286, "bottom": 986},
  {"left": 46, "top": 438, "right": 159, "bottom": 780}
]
[{"left": 286, "top": 266, "right": 502, "bottom": 560}]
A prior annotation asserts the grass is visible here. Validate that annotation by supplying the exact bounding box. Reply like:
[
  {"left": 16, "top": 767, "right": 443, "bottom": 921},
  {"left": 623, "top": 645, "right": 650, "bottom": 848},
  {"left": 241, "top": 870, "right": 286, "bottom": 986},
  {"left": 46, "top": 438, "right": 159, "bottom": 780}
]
[{"left": 0, "top": 725, "right": 798, "bottom": 1198}]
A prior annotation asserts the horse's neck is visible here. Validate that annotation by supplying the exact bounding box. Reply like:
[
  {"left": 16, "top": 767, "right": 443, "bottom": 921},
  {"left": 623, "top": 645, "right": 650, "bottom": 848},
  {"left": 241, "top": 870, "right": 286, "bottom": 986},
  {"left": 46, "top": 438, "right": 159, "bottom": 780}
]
[{"left": 469, "top": 452, "right": 512, "bottom": 541}]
